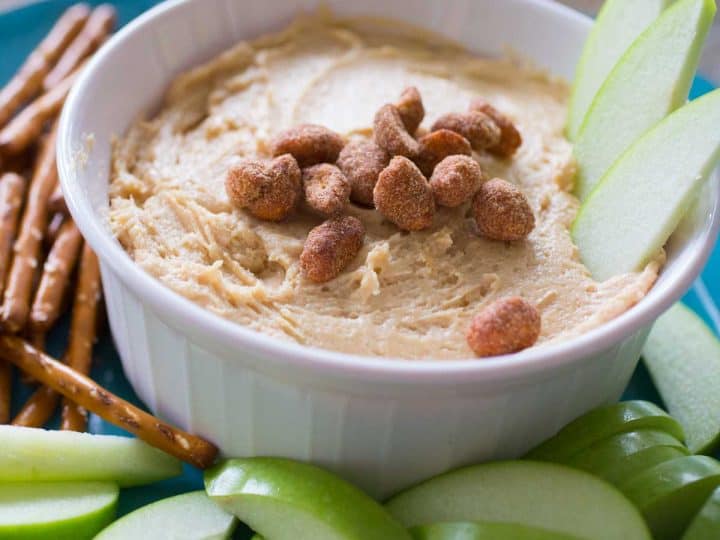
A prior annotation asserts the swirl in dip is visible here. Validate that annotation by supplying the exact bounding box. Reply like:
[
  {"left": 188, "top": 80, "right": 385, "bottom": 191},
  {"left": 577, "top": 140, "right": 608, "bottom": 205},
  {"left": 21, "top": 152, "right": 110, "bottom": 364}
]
[{"left": 109, "top": 13, "right": 661, "bottom": 359}]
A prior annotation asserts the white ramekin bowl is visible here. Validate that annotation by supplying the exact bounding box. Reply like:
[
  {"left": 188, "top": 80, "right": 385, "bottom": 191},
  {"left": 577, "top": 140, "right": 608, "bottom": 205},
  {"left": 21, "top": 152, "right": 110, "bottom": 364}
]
[{"left": 58, "top": 0, "right": 720, "bottom": 498}]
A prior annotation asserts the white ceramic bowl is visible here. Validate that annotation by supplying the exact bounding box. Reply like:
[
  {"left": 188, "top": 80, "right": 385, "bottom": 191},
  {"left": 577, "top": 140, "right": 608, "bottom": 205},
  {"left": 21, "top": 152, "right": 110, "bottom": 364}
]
[{"left": 58, "top": 0, "right": 720, "bottom": 498}]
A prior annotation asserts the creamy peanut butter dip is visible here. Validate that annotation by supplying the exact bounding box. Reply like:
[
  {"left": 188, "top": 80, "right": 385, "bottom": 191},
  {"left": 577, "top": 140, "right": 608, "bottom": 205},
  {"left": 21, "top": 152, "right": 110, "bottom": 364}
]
[{"left": 109, "top": 13, "right": 661, "bottom": 359}]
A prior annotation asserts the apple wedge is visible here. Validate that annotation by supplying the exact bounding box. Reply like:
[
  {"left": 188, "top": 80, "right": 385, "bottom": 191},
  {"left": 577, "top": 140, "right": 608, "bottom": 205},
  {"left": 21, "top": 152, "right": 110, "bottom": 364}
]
[
  {"left": 620, "top": 455, "right": 720, "bottom": 540},
  {"left": 95, "top": 491, "right": 236, "bottom": 540},
  {"left": 525, "top": 401, "right": 684, "bottom": 462},
  {"left": 409, "top": 521, "right": 581, "bottom": 540},
  {"left": 566, "top": 0, "right": 673, "bottom": 141},
  {"left": 205, "top": 458, "right": 411, "bottom": 540},
  {"left": 0, "top": 481, "right": 117, "bottom": 540},
  {"left": 385, "top": 461, "right": 650, "bottom": 540},
  {"left": 682, "top": 486, "right": 720, "bottom": 540},
  {"left": 566, "top": 429, "right": 689, "bottom": 485},
  {"left": 572, "top": 88, "right": 720, "bottom": 280},
  {"left": 572, "top": 0, "right": 715, "bottom": 201},
  {"left": 0, "top": 426, "right": 181, "bottom": 487},
  {"left": 643, "top": 303, "right": 720, "bottom": 454}
]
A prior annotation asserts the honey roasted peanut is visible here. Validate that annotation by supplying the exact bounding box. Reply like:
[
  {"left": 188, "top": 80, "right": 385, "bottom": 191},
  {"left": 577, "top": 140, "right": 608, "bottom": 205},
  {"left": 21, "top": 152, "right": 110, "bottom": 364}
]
[
  {"left": 431, "top": 111, "right": 501, "bottom": 151},
  {"left": 430, "top": 155, "right": 485, "bottom": 208},
  {"left": 416, "top": 129, "right": 472, "bottom": 176},
  {"left": 472, "top": 178, "right": 535, "bottom": 241},
  {"left": 225, "top": 154, "right": 301, "bottom": 221},
  {"left": 336, "top": 140, "right": 390, "bottom": 206},
  {"left": 374, "top": 156, "right": 434, "bottom": 231},
  {"left": 395, "top": 86, "right": 424, "bottom": 134},
  {"left": 470, "top": 98, "right": 522, "bottom": 158},
  {"left": 270, "top": 124, "right": 345, "bottom": 167},
  {"left": 300, "top": 215, "right": 365, "bottom": 283},
  {"left": 373, "top": 103, "right": 420, "bottom": 159},
  {"left": 302, "top": 163, "right": 351, "bottom": 217},
  {"left": 466, "top": 296, "right": 541, "bottom": 357}
]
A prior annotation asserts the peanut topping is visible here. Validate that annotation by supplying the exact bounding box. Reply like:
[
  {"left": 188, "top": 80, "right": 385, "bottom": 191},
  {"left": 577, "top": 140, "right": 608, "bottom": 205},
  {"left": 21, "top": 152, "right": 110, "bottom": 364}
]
[
  {"left": 225, "top": 154, "right": 301, "bottom": 221},
  {"left": 472, "top": 178, "right": 534, "bottom": 241},
  {"left": 373, "top": 104, "right": 420, "bottom": 159},
  {"left": 469, "top": 98, "right": 522, "bottom": 158},
  {"left": 336, "top": 140, "right": 390, "bottom": 206},
  {"left": 430, "top": 155, "right": 485, "bottom": 208},
  {"left": 270, "top": 124, "right": 345, "bottom": 167},
  {"left": 374, "top": 156, "right": 434, "bottom": 231},
  {"left": 416, "top": 129, "right": 472, "bottom": 176},
  {"left": 466, "top": 296, "right": 541, "bottom": 357},
  {"left": 300, "top": 216, "right": 365, "bottom": 283},
  {"left": 430, "top": 111, "right": 501, "bottom": 151},
  {"left": 302, "top": 164, "right": 351, "bottom": 217},
  {"left": 395, "top": 86, "right": 424, "bottom": 134}
]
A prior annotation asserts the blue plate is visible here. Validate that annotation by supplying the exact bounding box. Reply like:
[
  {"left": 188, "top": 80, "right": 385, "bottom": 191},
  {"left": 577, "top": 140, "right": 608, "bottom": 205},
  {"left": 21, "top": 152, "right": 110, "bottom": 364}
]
[{"left": 1, "top": 0, "right": 718, "bottom": 533}]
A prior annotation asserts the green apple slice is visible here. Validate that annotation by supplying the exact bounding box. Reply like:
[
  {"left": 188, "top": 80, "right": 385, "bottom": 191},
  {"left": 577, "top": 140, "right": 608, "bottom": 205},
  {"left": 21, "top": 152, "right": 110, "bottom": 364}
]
[
  {"left": 0, "top": 481, "right": 117, "bottom": 540},
  {"left": 620, "top": 455, "right": 720, "bottom": 540},
  {"left": 682, "top": 486, "right": 720, "bottom": 540},
  {"left": 572, "top": 87, "right": 720, "bottom": 280},
  {"left": 565, "top": 429, "right": 689, "bottom": 485},
  {"left": 643, "top": 303, "right": 720, "bottom": 454},
  {"left": 572, "top": 0, "right": 715, "bottom": 201},
  {"left": 95, "top": 491, "right": 236, "bottom": 540},
  {"left": 386, "top": 461, "right": 650, "bottom": 540},
  {"left": 525, "top": 401, "right": 684, "bottom": 462},
  {"left": 0, "top": 426, "right": 181, "bottom": 487},
  {"left": 566, "top": 0, "right": 673, "bottom": 141},
  {"left": 409, "top": 521, "right": 581, "bottom": 540},
  {"left": 205, "top": 458, "right": 411, "bottom": 540}
]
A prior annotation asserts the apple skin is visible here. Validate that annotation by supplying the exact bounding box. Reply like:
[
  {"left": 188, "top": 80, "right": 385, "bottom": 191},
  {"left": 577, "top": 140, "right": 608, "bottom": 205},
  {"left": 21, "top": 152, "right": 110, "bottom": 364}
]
[
  {"left": 572, "top": 0, "right": 716, "bottom": 201},
  {"left": 566, "top": 0, "right": 672, "bottom": 140},
  {"left": 95, "top": 490, "right": 236, "bottom": 540},
  {"left": 0, "top": 481, "right": 117, "bottom": 540},
  {"left": 526, "top": 401, "right": 684, "bottom": 462},
  {"left": 644, "top": 303, "right": 720, "bottom": 454},
  {"left": 386, "top": 461, "right": 650, "bottom": 540},
  {"left": 620, "top": 455, "right": 720, "bottom": 540},
  {"left": 205, "top": 458, "right": 411, "bottom": 540},
  {"left": 682, "top": 486, "right": 720, "bottom": 540},
  {"left": 409, "top": 521, "right": 582, "bottom": 540}
]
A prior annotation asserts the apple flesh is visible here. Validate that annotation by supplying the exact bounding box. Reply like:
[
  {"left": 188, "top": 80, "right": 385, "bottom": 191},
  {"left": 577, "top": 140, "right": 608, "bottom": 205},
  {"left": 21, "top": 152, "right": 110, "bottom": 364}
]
[
  {"left": 572, "top": 0, "right": 715, "bottom": 201},
  {"left": 566, "top": 0, "right": 672, "bottom": 140},
  {"left": 565, "top": 429, "right": 689, "bottom": 486},
  {"left": 409, "top": 521, "right": 582, "bottom": 540},
  {"left": 0, "top": 481, "right": 117, "bottom": 540},
  {"left": 525, "top": 401, "right": 684, "bottom": 462},
  {"left": 95, "top": 491, "right": 236, "bottom": 540},
  {"left": 572, "top": 87, "right": 720, "bottom": 280},
  {"left": 0, "top": 426, "right": 181, "bottom": 487},
  {"left": 620, "top": 455, "right": 720, "bottom": 540},
  {"left": 205, "top": 458, "right": 411, "bottom": 540},
  {"left": 643, "top": 303, "right": 720, "bottom": 454},
  {"left": 682, "top": 486, "right": 720, "bottom": 540},
  {"left": 385, "top": 461, "right": 650, "bottom": 540}
]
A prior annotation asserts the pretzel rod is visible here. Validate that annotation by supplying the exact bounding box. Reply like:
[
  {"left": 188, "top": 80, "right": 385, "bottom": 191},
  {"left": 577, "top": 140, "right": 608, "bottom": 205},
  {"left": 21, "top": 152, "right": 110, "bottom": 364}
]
[
  {"left": 0, "top": 173, "right": 27, "bottom": 296},
  {"left": 0, "top": 4, "right": 90, "bottom": 129},
  {"left": 45, "top": 212, "right": 65, "bottom": 247},
  {"left": 0, "top": 66, "right": 80, "bottom": 157},
  {"left": 0, "top": 359, "right": 10, "bottom": 423},
  {"left": 1, "top": 127, "right": 58, "bottom": 333},
  {"left": 12, "top": 385, "right": 59, "bottom": 428},
  {"left": 0, "top": 336, "right": 219, "bottom": 467},
  {"left": 19, "top": 331, "right": 44, "bottom": 386},
  {"left": 43, "top": 4, "right": 116, "bottom": 91},
  {"left": 29, "top": 220, "right": 83, "bottom": 332},
  {"left": 47, "top": 182, "right": 68, "bottom": 215}
]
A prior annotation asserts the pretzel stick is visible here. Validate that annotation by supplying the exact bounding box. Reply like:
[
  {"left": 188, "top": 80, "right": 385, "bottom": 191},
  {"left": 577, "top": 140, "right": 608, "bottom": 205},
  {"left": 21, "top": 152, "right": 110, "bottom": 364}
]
[
  {"left": 47, "top": 182, "right": 68, "bottom": 215},
  {"left": 60, "top": 243, "right": 99, "bottom": 432},
  {"left": 12, "top": 385, "right": 59, "bottom": 427},
  {"left": 0, "top": 336, "right": 219, "bottom": 468},
  {"left": 0, "top": 4, "right": 90, "bottom": 129},
  {"left": 0, "top": 67, "right": 80, "bottom": 156},
  {"left": 43, "top": 5, "right": 116, "bottom": 91},
  {"left": 29, "top": 220, "right": 83, "bottom": 332},
  {"left": 1, "top": 127, "right": 58, "bottom": 333},
  {"left": 0, "top": 173, "right": 27, "bottom": 295},
  {"left": 45, "top": 212, "right": 65, "bottom": 247}
]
